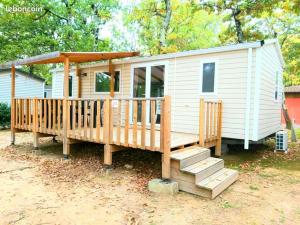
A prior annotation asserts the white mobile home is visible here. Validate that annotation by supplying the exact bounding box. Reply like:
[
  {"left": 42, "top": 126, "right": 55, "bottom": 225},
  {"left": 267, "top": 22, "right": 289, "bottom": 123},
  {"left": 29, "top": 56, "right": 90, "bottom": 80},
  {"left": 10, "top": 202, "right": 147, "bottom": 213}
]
[
  {"left": 0, "top": 69, "right": 45, "bottom": 104},
  {"left": 51, "top": 39, "right": 284, "bottom": 149}
]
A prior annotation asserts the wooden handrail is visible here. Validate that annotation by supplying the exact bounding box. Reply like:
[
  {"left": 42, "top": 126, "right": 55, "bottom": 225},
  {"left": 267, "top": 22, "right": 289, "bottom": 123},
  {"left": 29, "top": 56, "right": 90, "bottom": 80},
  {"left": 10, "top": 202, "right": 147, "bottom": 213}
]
[{"left": 199, "top": 98, "right": 223, "bottom": 156}]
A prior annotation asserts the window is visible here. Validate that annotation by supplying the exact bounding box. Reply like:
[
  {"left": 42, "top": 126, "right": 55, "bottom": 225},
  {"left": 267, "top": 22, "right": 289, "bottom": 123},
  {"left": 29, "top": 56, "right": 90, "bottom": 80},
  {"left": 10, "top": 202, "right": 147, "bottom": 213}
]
[
  {"left": 69, "top": 76, "right": 72, "bottom": 97},
  {"left": 131, "top": 64, "right": 166, "bottom": 124},
  {"left": 95, "top": 71, "right": 120, "bottom": 93},
  {"left": 201, "top": 62, "right": 216, "bottom": 93}
]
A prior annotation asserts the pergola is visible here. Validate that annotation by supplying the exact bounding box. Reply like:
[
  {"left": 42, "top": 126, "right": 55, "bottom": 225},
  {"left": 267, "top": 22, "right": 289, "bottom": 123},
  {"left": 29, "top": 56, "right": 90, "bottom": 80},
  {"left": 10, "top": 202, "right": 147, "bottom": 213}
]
[{"left": 2, "top": 51, "right": 139, "bottom": 153}]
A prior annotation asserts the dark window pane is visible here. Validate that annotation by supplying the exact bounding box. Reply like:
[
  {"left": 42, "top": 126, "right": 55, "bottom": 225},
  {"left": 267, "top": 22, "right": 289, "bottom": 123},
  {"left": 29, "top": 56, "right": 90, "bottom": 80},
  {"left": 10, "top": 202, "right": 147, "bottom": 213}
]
[
  {"left": 133, "top": 67, "right": 146, "bottom": 98},
  {"left": 114, "top": 71, "right": 120, "bottom": 92},
  {"left": 95, "top": 71, "right": 120, "bottom": 92},
  {"left": 202, "top": 63, "right": 215, "bottom": 92},
  {"left": 133, "top": 67, "right": 146, "bottom": 122},
  {"left": 151, "top": 65, "right": 164, "bottom": 98},
  {"left": 69, "top": 76, "right": 72, "bottom": 97},
  {"left": 150, "top": 65, "right": 164, "bottom": 124},
  {"left": 95, "top": 72, "right": 111, "bottom": 92}
]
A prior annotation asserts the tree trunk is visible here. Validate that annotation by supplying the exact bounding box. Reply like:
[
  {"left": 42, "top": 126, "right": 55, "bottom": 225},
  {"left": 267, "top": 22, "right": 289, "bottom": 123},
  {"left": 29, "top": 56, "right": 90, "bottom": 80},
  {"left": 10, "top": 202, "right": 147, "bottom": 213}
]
[
  {"left": 159, "top": 0, "right": 172, "bottom": 51},
  {"left": 232, "top": 10, "right": 243, "bottom": 43}
]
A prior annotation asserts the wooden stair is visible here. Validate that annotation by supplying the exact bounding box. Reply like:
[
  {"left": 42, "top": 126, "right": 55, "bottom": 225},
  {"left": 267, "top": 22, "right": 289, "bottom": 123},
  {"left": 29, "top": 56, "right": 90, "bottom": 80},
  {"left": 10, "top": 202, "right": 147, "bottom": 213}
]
[{"left": 170, "top": 146, "right": 238, "bottom": 199}]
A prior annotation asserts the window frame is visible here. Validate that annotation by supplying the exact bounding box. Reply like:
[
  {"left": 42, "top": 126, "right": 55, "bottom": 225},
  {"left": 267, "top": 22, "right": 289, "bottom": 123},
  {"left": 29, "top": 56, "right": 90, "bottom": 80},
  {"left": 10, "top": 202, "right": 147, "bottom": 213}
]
[
  {"left": 94, "top": 70, "right": 121, "bottom": 94},
  {"left": 199, "top": 59, "right": 218, "bottom": 96},
  {"left": 130, "top": 61, "right": 169, "bottom": 124}
]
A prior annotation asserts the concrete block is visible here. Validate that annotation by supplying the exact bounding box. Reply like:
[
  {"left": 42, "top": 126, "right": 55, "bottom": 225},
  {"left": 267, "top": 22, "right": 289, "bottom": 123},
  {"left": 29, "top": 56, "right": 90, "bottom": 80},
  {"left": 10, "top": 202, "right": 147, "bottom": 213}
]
[{"left": 148, "top": 179, "right": 179, "bottom": 195}]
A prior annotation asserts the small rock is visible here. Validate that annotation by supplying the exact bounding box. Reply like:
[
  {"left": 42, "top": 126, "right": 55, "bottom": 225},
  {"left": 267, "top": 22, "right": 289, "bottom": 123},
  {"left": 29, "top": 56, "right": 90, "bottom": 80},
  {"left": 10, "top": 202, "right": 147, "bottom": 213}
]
[{"left": 124, "top": 164, "right": 133, "bottom": 169}]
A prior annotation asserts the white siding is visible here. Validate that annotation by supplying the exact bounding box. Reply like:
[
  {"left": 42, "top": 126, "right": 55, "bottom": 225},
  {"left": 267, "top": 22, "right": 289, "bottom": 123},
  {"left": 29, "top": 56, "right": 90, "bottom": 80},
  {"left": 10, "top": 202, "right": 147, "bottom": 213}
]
[
  {"left": 50, "top": 42, "right": 284, "bottom": 142},
  {"left": 52, "top": 70, "right": 77, "bottom": 98},
  {"left": 257, "top": 44, "right": 284, "bottom": 139},
  {"left": 0, "top": 71, "right": 44, "bottom": 105},
  {"left": 75, "top": 50, "right": 250, "bottom": 140}
]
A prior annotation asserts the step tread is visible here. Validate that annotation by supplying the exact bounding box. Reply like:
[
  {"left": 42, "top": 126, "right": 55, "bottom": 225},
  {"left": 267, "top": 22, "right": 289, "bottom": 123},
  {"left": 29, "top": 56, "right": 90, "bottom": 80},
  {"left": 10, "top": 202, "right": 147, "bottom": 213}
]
[
  {"left": 197, "top": 168, "right": 238, "bottom": 190},
  {"left": 181, "top": 157, "right": 223, "bottom": 174},
  {"left": 171, "top": 146, "right": 210, "bottom": 160}
]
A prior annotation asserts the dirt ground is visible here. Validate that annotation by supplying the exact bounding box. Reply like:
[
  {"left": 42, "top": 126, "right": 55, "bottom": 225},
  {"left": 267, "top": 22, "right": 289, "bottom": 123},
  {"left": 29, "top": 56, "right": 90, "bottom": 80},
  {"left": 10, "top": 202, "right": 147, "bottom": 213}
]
[{"left": 0, "top": 130, "right": 299, "bottom": 225}]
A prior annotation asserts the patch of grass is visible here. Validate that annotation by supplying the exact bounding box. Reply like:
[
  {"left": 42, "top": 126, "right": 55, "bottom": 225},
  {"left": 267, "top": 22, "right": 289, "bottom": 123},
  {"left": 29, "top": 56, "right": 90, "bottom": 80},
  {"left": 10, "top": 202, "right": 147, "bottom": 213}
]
[
  {"left": 288, "top": 128, "right": 300, "bottom": 139},
  {"left": 223, "top": 141, "right": 300, "bottom": 172},
  {"left": 287, "top": 177, "right": 300, "bottom": 184},
  {"left": 249, "top": 185, "right": 259, "bottom": 191},
  {"left": 258, "top": 172, "right": 278, "bottom": 178},
  {"left": 279, "top": 210, "right": 285, "bottom": 224},
  {"left": 221, "top": 200, "right": 234, "bottom": 209}
]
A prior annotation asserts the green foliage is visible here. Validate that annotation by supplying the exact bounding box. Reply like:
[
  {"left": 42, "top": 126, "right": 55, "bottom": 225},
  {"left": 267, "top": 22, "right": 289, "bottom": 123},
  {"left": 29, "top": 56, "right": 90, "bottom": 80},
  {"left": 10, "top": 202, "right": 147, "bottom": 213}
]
[
  {"left": 0, "top": 0, "right": 119, "bottom": 84},
  {"left": 125, "top": 0, "right": 220, "bottom": 54},
  {"left": 0, "top": 103, "right": 11, "bottom": 128}
]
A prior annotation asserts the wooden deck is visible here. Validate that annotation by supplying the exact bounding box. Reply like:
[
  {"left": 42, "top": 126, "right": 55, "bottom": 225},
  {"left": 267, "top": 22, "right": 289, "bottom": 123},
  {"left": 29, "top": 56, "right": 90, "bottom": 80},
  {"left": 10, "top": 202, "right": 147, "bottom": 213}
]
[
  {"left": 11, "top": 96, "right": 223, "bottom": 179},
  {"left": 67, "top": 127, "right": 199, "bottom": 151}
]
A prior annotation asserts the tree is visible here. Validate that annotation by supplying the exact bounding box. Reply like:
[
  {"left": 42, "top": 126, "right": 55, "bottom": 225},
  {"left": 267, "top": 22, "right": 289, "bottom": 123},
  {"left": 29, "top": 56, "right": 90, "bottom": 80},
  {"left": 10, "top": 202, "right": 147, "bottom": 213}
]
[
  {"left": 124, "top": 0, "right": 220, "bottom": 54},
  {"left": 199, "top": 0, "right": 277, "bottom": 43},
  {"left": 0, "top": 0, "right": 119, "bottom": 83}
]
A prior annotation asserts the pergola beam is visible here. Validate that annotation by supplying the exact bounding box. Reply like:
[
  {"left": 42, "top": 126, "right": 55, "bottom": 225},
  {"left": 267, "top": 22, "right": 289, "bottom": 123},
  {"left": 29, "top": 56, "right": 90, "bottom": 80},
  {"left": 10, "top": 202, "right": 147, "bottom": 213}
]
[{"left": 0, "top": 51, "right": 139, "bottom": 67}]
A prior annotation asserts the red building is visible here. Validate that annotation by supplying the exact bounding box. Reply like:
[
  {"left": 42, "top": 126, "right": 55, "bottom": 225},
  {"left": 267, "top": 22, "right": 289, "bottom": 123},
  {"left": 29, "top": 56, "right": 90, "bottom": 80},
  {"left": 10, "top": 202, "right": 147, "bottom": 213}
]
[{"left": 284, "top": 86, "right": 300, "bottom": 127}]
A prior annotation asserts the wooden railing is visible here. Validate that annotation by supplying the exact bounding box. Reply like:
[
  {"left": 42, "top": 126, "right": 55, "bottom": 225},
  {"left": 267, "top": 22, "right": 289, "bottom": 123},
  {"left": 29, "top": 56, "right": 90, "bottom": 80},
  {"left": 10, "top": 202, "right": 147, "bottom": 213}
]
[
  {"left": 13, "top": 98, "right": 63, "bottom": 135},
  {"left": 108, "top": 97, "right": 167, "bottom": 151},
  {"left": 199, "top": 99, "right": 223, "bottom": 156},
  {"left": 12, "top": 96, "right": 170, "bottom": 154},
  {"left": 63, "top": 97, "right": 170, "bottom": 152},
  {"left": 66, "top": 98, "right": 106, "bottom": 142},
  {"left": 14, "top": 98, "right": 34, "bottom": 131}
]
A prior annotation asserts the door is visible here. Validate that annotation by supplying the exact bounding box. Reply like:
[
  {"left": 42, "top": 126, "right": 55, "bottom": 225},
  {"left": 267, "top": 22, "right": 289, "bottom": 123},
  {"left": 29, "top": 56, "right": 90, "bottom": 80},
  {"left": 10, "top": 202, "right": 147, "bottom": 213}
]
[{"left": 132, "top": 64, "right": 165, "bottom": 124}]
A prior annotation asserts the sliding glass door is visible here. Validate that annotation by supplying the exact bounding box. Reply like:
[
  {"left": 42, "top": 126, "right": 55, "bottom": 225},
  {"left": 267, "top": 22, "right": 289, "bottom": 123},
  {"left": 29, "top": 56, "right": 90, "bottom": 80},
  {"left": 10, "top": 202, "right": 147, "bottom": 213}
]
[
  {"left": 133, "top": 67, "right": 146, "bottom": 122},
  {"left": 132, "top": 64, "right": 165, "bottom": 124}
]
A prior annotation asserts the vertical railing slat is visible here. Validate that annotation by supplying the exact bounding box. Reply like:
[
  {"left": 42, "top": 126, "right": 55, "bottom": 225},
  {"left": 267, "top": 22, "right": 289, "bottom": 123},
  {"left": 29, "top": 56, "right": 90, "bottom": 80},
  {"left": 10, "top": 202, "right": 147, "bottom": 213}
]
[
  {"left": 96, "top": 100, "right": 100, "bottom": 142},
  {"left": 43, "top": 99, "right": 47, "bottom": 132},
  {"left": 124, "top": 100, "right": 129, "bottom": 146},
  {"left": 72, "top": 100, "right": 76, "bottom": 138},
  {"left": 58, "top": 100, "right": 61, "bottom": 135},
  {"left": 78, "top": 100, "right": 82, "bottom": 138},
  {"left": 141, "top": 100, "right": 146, "bottom": 149},
  {"left": 53, "top": 99, "right": 56, "bottom": 134},
  {"left": 117, "top": 99, "right": 121, "bottom": 145},
  {"left": 84, "top": 100, "right": 88, "bottom": 139},
  {"left": 150, "top": 100, "right": 156, "bottom": 149},
  {"left": 21, "top": 99, "right": 24, "bottom": 129},
  {"left": 199, "top": 99, "right": 205, "bottom": 146},
  {"left": 133, "top": 100, "right": 138, "bottom": 147},
  {"left": 90, "top": 100, "right": 94, "bottom": 141},
  {"left": 39, "top": 100, "right": 42, "bottom": 132}
]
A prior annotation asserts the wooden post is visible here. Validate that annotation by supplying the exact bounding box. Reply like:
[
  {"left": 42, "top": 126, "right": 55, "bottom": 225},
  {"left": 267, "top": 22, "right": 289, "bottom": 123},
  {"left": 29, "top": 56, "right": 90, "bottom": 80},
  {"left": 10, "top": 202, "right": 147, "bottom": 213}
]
[
  {"left": 215, "top": 101, "right": 223, "bottom": 156},
  {"left": 33, "top": 132, "right": 39, "bottom": 149},
  {"left": 104, "top": 96, "right": 112, "bottom": 166},
  {"left": 10, "top": 64, "right": 16, "bottom": 145},
  {"left": 104, "top": 144, "right": 112, "bottom": 166},
  {"left": 161, "top": 96, "right": 171, "bottom": 179},
  {"left": 76, "top": 64, "right": 81, "bottom": 98},
  {"left": 199, "top": 98, "right": 205, "bottom": 146},
  {"left": 63, "top": 57, "right": 70, "bottom": 158},
  {"left": 33, "top": 98, "right": 39, "bottom": 149},
  {"left": 109, "top": 60, "right": 115, "bottom": 97}
]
